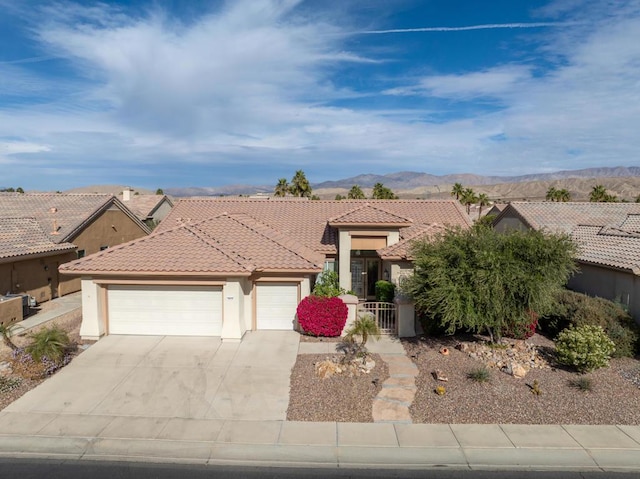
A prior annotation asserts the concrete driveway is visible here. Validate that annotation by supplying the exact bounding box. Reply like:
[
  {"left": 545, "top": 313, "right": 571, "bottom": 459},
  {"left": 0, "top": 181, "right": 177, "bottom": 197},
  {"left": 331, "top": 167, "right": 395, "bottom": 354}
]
[{"left": 3, "top": 331, "right": 299, "bottom": 424}]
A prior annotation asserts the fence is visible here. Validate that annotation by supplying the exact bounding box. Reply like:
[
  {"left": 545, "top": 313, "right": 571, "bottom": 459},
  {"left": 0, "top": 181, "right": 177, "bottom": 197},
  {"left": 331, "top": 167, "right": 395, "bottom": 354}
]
[{"left": 357, "top": 301, "right": 396, "bottom": 334}]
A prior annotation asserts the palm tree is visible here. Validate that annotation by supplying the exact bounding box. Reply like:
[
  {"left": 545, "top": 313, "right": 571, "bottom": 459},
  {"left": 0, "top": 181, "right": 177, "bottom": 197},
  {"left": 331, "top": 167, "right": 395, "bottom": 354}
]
[
  {"left": 274, "top": 178, "right": 289, "bottom": 197},
  {"left": 0, "top": 323, "right": 19, "bottom": 351},
  {"left": 451, "top": 183, "right": 464, "bottom": 200},
  {"left": 461, "top": 188, "right": 478, "bottom": 215},
  {"left": 545, "top": 186, "right": 558, "bottom": 202},
  {"left": 289, "top": 170, "right": 312, "bottom": 198},
  {"left": 557, "top": 189, "right": 571, "bottom": 202},
  {"left": 345, "top": 313, "right": 381, "bottom": 351},
  {"left": 348, "top": 184, "right": 365, "bottom": 199},
  {"left": 371, "top": 182, "right": 398, "bottom": 199},
  {"left": 589, "top": 185, "right": 608, "bottom": 202},
  {"left": 477, "top": 193, "right": 490, "bottom": 218}
]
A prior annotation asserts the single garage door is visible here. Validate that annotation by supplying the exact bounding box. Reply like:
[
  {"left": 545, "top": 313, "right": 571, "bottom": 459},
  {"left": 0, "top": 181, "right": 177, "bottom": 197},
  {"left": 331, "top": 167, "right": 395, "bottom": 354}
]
[
  {"left": 256, "top": 282, "right": 299, "bottom": 330},
  {"left": 108, "top": 285, "right": 222, "bottom": 336}
]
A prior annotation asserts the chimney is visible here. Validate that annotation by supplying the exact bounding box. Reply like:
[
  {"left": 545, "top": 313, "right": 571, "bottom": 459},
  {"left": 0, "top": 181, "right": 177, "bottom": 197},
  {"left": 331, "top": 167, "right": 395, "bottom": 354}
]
[
  {"left": 122, "top": 187, "right": 132, "bottom": 202},
  {"left": 50, "top": 207, "right": 59, "bottom": 235}
]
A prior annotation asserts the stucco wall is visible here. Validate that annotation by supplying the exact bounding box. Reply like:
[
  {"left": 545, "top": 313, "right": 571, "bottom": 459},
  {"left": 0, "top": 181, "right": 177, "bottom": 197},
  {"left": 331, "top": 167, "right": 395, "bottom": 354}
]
[
  {"left": 493, "top": 213, "right": 528, "bottom": 233},
  {"left": 1, "top": 251, "right": 77, "bottom": 303},
  {"left": 62, "top": 208, "right": 148, "bottom": 296},
  {"left": 152, "top": 200, "right": 173, "bottom": 222},
  {"left": 568, "top": 263, "right": 640, "bottom": 324}
]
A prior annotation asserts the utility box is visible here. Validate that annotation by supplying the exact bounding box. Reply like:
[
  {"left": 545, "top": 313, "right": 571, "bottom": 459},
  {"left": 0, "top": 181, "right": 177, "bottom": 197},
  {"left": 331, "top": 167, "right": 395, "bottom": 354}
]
[{"left": 0, "top": 295, "right": 23, "bottom": 327}]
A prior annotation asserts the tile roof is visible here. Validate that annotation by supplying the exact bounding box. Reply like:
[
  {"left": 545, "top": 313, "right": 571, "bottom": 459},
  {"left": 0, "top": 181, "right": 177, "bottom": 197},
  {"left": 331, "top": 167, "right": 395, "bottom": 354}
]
[
  {"left": 572, "top": 225, "right": 640, "bottom": 275},
  {"left": 60, "top": 213, "right": 323, "bottom": 276},
  {"left": 0, "top": 193, "right": 150, "bottom": 243},
  {"left": 377, "top": 223, "right": 448, "bottom": 260},
  {"left": 119, "top": 194, "right": 173, "bottom": 220},
  {"left": 498, "top": 202, "right": 640, "bottom": 234},
  {"left": 0, "top": 217, "right": 76, "bottom": 260},
  {"left": 328, "top": 203, "right": 413, "bottom": 227},
  {"left": 158, "top": 198, "right": 471, "bottom": 255}
]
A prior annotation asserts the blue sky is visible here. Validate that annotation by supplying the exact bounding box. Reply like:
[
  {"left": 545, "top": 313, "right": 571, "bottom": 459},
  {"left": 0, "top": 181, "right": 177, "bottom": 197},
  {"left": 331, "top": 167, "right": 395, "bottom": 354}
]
[{"left": 1, "top": 0, "right": 639, "bottom": 190}]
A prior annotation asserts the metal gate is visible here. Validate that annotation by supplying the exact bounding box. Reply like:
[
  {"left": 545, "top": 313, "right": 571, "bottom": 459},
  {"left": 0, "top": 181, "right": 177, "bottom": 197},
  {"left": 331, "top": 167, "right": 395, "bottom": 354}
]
[{"left": 357, "top": 302, "right": 396, "bottom": 334}]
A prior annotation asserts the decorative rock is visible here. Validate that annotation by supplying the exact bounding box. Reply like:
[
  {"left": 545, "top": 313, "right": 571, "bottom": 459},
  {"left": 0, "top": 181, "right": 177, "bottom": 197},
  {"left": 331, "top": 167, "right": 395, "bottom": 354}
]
[
  {"left": 439, "top": 347, "right": 450, "bottom": 356},
  {"left": 432, "top": 369, "right": 449, "bottom": 382},
  {"left": 507, "top": 362, "right": 527, "bottom": 378},
  {"left": 0, "top": 361, "right": 12, "bottom": 374}
]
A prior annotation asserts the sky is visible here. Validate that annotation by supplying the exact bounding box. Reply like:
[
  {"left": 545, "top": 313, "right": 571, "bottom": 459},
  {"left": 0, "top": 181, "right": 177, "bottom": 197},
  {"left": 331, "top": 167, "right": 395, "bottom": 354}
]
[{"left": 1, "top": 0, "right": 639, "bottom": 190}]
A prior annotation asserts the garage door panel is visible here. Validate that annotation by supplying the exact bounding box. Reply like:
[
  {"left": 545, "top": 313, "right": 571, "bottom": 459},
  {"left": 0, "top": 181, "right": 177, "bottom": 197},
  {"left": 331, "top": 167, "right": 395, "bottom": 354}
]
[
  {"left": 108, "top": 285, "right": 222, "bottom": 336},
  {"left": 256, "top": 283, "right": 298, "bottom": 330}
]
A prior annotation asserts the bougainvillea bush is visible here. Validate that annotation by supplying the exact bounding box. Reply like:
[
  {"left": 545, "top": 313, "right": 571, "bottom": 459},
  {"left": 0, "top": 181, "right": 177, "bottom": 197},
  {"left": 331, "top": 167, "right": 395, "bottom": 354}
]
[{"left": 297, "top": 296, "right": 348, "bottom": 337}]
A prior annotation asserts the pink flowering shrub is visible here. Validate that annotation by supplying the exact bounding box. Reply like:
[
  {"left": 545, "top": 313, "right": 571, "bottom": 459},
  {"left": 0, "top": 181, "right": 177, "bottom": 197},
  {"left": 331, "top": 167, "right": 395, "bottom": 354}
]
[{"left": 297, "top": 296, "right": 348, "bottom": 337}]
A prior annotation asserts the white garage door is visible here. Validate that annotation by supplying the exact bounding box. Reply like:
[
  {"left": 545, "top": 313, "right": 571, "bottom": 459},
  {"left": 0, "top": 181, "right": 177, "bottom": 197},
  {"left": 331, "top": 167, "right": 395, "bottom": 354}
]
[
  {"left": 256, "top": 282, "right": 299, "bottom": 330},
  {"left": 108, "top": 285, "right": 222, "bottom": 336}
]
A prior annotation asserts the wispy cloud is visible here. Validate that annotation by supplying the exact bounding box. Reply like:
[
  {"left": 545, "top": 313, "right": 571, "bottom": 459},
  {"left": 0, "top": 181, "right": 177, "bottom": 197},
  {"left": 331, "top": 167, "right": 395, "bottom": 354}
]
[{"left": 355, "top": 22, "right": 581, "bottom": 35}]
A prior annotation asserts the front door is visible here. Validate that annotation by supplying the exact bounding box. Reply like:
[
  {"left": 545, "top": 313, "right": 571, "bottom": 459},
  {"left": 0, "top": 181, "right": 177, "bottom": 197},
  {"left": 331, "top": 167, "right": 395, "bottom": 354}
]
[{"left": 350, "top": 257, "right": 381, "bottom": 300}]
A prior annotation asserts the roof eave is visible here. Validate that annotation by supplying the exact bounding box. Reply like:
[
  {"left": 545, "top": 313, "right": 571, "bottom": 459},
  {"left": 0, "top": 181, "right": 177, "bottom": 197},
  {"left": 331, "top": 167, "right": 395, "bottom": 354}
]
[
  {"left": 328, "top": 221, "right": 411, "bottom": 228},
  {"left": 59, "top": 269, "right": 252, "bottom": 277}
]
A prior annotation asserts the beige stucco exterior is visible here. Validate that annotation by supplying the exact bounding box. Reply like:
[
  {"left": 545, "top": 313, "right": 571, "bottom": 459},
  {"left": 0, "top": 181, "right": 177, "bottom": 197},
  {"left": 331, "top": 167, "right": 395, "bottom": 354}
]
[
  {"left": 61, "top": 207, "right": 148, "bottom": 296},
  {"left": 569, "top": 263, "right": 640, "bottom": 323},
  {"left": 1, "top": 251, "right": 78, "bottom": 303},
  {"left": 0, "top": 295, "right": 23, "bottom": 327},
  {"left": 493, "top": 212, "right": 528, "bottom": 233}
]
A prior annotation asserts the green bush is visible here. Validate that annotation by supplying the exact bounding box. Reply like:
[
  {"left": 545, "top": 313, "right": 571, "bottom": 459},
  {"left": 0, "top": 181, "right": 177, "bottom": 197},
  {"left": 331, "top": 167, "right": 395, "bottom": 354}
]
[
  {"left": 540, "top": 290, "right": 639, "bottom": 357},
  {"left": 312, "top": 271, "right": 346, "bottom": 298},
  {"left": 25, "top": 326, "right": 71, "bottom": 363},
  {"left": 555, "top": 325, "right": 615, "bottom": 373},
  {"left": 375, "top": 280, "right": 395, "bottom": 303}
]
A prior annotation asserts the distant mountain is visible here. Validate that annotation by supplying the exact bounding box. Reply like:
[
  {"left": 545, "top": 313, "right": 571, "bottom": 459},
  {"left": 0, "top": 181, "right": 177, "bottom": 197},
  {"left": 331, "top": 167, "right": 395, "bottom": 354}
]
[{"left": 313, "top": 166, "right": 640, "bottom": 190}]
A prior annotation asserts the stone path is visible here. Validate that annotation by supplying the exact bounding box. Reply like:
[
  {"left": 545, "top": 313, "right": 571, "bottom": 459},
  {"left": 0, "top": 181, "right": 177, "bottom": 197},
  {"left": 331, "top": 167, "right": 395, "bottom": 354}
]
[{"left": 368, "top": 337, "right": 418, "bottom": 423}]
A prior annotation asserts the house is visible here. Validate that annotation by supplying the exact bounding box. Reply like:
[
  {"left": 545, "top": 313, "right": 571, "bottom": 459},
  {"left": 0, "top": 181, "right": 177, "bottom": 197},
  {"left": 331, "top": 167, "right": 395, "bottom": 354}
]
[
  {"left": 118, "top": 188, "right": 174, "bottom": 229},
  {"left": 493, "top": 202, "right": 640, "bottom": 321},
  {"left": 0, "top": 193, "right": 150, "bottom": 302},
  {"left": 59, "top": 198, "right": 470, "bottom": 341}
]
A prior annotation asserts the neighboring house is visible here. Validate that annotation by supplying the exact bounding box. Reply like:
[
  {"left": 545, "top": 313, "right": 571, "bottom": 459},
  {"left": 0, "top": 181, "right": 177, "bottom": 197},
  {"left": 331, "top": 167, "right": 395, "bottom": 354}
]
[
  {"left": 60, "top": 198, "right": 470, "bottom": 341},
  {"left": 0, "top": 193, "right": 150, "bottom": 302},
  {"left": 493, "top": 202, "right": 640, "bottom": 321},
  {"left": 118, "top": 188, "right": 173, "bottom": 229},
  {"left": 0, "top": 218, "right": 77, "bottom": 308}
]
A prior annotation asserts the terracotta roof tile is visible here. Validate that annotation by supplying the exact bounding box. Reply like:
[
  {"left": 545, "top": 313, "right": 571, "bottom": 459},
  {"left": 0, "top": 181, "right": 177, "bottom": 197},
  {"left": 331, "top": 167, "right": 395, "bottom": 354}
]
[
  {"left": 158, "top": 198, "right": 471, "bottom": 255},
  {"left": 0, "top": 217, "right": 76, "bottom": 260},
  {"left": 119, "top": 194, "right": 173, "bottom": 220},
  {"left": 501, "top": 202, "right": 640, "bottom": 234},
  {"left": 328, "top": 203, "right": 413, "bottom": 226},
  {"left": 0, "top": 193, "right": 149, "bottom": 242},
  {"left": 572, "top": 225, "right": 640, "bottom": 275},
  {"left": 60, "top": 213, "right": 323, "bottom": 276},
  {"left": 377, "top": 223, "right": 447, "bottom": 260}
]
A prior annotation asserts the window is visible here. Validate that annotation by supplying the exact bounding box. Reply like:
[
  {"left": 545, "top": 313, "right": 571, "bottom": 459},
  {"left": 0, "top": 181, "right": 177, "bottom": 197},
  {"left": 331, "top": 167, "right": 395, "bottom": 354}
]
[
  {"left": 323, "top": 260, "right": 335, "bottom": 272},
  {"left": 99, "top": 245, "right": 109, "bottom": 251},
  {"left": 77, "top": 250, "right": 85, "bottom": 259}
]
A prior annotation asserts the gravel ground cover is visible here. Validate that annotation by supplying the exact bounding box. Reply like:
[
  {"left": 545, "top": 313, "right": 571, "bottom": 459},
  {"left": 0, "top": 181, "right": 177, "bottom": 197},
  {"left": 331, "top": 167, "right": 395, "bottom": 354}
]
[
  {"left": 287, "top": 353, "right": 389, "bottom": 422},
  {"left": 405, "top": 334, "right": 640, "bottom": 425},
  {"left": 0, "top": 310, "right": 85, "bottom": 411}
]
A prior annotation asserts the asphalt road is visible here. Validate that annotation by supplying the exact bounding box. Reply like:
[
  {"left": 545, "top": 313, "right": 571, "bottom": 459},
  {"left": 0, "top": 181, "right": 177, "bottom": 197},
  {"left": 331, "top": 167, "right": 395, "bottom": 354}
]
[{"left": 0, "top": 459, "right": 633, "bottom": 479}]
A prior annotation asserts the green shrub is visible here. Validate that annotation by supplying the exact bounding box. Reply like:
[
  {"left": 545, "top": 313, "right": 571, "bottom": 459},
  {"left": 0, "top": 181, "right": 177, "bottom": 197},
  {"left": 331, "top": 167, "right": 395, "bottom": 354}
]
[
  {"left": 569, "top": 376, "right": 593, "bottom": 392},
  {"left": 0, "top": 376, "right": 22, "bottom": 393},
  {"left": 25, "top": 326, "right": 71, "bottom": 363},
  {"left": 555, "top": 325, "right": 615, "bottom": 373},
  {"left": 312, "top": 270, "right": 346, "bottom": 298},
  {"left": 539, "top": 290, "right": 638, "bottom": 357},
  {"left": 375, "top": 280, "right": 395, "bottom": 303},
  {"left": 467, "top": 367, "right": 491, "bottom": 383}
]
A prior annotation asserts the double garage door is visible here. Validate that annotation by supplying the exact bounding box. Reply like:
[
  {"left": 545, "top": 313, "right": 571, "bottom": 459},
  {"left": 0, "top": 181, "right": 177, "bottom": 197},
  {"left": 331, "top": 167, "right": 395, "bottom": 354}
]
[
  {"left": 106, "top": 282, "right": 300, "bottom": 336},
  {"left": 108, "top": 285, "right": 223, "bottom": 336}
]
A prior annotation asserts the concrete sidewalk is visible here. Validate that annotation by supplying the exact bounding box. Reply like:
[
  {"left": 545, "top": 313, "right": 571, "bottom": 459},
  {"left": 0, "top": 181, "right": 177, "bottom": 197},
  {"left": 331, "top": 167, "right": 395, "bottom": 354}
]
[
  {"left": 12, "top": 292, "right": 82, "bottom": 333},
  {"left": 0, "top": 417, "right": 638, "bottom": 471}
]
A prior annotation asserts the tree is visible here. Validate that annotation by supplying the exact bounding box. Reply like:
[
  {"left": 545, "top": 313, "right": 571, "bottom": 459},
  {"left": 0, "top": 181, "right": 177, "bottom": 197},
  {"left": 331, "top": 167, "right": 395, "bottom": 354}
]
[
  {"left": 155, "top": 188, "right": 164, "bottom": 195},
  {"left": 311, "top": 194, "right": 320, "bottom": 200},
  {"left": 274, "top": 178, "right": 289, "bottom": 197},
  {"left": 589, "top": 184, "right": 608, "bottom": 202},
  {"left": 347, "top": 185, "right": 365, "bottom": 199},
  {"left": 545, "top": 186, "right": 558, "bottom": 201},
  {"left": 557, "top": 189, "right": 571, "bottom": 202},
  {"left": 289, "top": 170, "right": 312, "bottom": 198},
  {"left": 460, "top": 188, "right": 477, "bottom": 214},
  {"left": 16, "top": 187, "right": 24, "bottom": 194},
  {"left": 476, "top": 193, "right": 490, "bottom": 218},
  {"left": 335, "top": 194, "right": 345, "bottom": 200},
  {"left": 451, "top": 183, "right": 464, "bottom": 200},
  {"left": 403, "top": 227, "right": 578, "bottom": 343},
  {"left": 371, "top": 182, "right": 398, "bottom": 200}
]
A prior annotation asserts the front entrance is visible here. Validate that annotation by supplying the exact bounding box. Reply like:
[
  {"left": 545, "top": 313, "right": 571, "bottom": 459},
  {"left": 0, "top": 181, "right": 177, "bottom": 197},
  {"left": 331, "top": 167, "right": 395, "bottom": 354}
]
[{"left": 350, "top": 257, "right": 381, "bottom": 300}]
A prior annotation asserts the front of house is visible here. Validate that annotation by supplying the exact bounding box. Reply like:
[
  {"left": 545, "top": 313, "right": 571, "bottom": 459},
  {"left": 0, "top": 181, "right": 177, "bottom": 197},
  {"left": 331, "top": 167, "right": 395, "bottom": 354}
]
[{"left": 60, "top": 198, "right": 470, "bottom": 341}]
